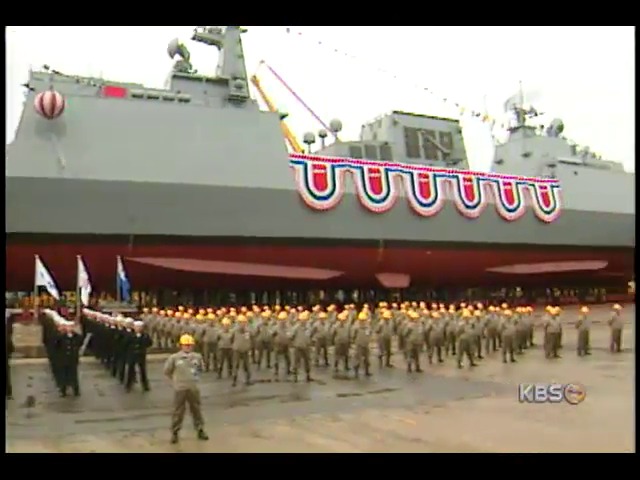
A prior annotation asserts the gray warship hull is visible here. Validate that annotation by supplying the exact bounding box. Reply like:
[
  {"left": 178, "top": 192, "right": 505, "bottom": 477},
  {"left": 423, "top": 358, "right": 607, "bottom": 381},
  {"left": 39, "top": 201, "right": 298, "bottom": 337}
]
[{"left": 5, "top": 45, "right": 634, "bottom": 292}]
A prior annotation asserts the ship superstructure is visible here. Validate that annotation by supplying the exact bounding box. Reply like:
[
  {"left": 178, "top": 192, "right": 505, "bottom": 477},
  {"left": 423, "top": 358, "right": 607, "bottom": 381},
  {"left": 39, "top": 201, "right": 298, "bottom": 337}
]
[{"left": 5, "top": 26, "right": 634, "bottom": 293}]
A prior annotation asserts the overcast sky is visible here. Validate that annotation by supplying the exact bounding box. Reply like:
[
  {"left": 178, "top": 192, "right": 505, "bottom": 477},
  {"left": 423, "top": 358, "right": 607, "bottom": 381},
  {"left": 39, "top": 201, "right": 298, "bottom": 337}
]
[{"left": 5, "top": 26, "right": 635, "bottom": 172}]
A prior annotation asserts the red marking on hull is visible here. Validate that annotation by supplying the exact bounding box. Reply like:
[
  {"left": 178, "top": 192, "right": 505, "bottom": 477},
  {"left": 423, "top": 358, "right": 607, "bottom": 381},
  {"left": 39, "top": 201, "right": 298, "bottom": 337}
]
[
  {"left": 5, "top": 240, "right": 633, "bottom": 291},
  {"left": 311, "top": 164, "right": 328, "bottom": 191},
  {"left": 367, "top": 168, "right": 384, "bottom": 196}
]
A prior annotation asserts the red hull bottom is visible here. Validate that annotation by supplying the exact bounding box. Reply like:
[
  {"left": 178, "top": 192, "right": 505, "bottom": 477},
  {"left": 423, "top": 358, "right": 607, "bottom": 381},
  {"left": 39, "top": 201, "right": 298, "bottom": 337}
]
[{"left": 5, "top": 237, "right": 633, "bottom": 291}]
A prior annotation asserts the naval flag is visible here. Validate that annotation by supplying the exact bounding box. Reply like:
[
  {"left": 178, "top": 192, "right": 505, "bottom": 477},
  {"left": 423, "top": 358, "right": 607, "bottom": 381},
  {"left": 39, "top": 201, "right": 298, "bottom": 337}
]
[
  {"left": 35, "top": 255, "right": 61, "bottom": 300},
  {"left": 116, "top": 256, "right": 131, "bottom": 303},
  {"left": 76, "top": 255, "right": 92, "bottom": 306}
]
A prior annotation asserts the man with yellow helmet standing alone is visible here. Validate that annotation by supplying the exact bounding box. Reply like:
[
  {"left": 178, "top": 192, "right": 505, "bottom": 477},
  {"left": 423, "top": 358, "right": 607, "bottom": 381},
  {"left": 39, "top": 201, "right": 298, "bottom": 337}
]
[{"left": 164, "top": 333, "right": 209, "bottom": 444}]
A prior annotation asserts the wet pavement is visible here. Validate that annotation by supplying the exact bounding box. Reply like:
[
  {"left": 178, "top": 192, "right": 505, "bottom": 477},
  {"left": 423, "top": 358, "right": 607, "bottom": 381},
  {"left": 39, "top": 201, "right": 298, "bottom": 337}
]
[{"left": 6, "top": 320, "right": 635, "bottom": 453}]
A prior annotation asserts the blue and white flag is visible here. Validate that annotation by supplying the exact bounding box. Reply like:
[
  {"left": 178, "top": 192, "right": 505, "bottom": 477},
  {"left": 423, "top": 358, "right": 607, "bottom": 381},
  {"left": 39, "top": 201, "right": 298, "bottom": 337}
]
[
  {"left": 116, "top": 256, "right": 131, "bottom": 302},
  {"left": 35, "top": 255, "right": 61, "bottom": 300},
  {"left": 76, "top": 255, "right": 92, "bottom": 306}
]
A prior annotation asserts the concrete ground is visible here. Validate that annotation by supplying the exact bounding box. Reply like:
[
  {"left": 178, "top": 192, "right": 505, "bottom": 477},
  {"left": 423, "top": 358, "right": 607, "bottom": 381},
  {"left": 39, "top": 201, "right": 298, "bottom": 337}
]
[{"left": 6, "top": 308, "right": 635, "bottom": 453}]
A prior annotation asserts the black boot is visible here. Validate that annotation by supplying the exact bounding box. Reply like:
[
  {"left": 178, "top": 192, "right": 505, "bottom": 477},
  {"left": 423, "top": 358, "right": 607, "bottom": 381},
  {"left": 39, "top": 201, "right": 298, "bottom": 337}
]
[
  {"left": 171, "top": 433, "right": 179, "bottom": 444},
  {"left": 197, "top": 430, "right": 209, "bottom": 441}
]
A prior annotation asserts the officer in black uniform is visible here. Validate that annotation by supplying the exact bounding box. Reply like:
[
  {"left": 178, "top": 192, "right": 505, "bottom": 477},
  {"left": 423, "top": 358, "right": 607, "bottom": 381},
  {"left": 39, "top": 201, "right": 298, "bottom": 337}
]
[
  {"left": 125, "top": 320, "right": 152, "bottom": 392},
  {"left": 41, "top": 310, "right": 64, "bottom": 389},
  {"left": 117, "top": 318, "right": 135, "bottom": 384},
  {"left": 55, "top": 321, "right": 83, "bottom": 397},
  {"left": 111, "top": 317, "right": 127, "bottom": 380}
]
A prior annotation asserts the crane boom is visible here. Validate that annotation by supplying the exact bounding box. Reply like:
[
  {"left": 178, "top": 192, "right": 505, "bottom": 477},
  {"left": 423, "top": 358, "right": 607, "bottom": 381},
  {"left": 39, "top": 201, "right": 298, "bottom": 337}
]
[{"left": 250, "top": 74, "right": 304, "bottom": 153}]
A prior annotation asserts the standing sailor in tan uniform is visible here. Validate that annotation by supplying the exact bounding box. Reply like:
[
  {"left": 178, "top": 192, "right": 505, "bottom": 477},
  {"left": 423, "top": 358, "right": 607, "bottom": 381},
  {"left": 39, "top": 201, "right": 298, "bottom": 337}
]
[
  {"left": 484, "top": 306, "right": 500, "bottom": 353},
  {"left": 216, "top": 317, "right": 234, "bottom": 379},
  {"left": 202, "top": 313, "right": 219, "bottom": 372},
  {"left": 500, "top": 310, "right": 517, "bottom": 364},
  {"left": 231, "top": 315, "right": 252, "bottom": 387},
  {"left": 164, "top": 334, "right": 209, "bottom": 444},
  {"left": 273, "top": 311, "right": 293, "bottom": 381},
  {"left": 575, "top": 306, "right": 592, "bottom": 356},
  {"left": 608, "top": 304, "right": 624, "bottom": 353},
  {"left": 311, "top": 312, "right": 331, "bottom": 368},
  {"left": 427, "top": 311, "right": 445, "bottom": 364},
  {"left": 332, "top": 312, "right": 352, "bottom": 373},
  {"left": 352, "top": 312, "right": 373, "bottom": 378},
  {"left": 457, "top": 310, "right": 477, "bottom": 369},
  {"left": 290, "top": 311, "right": 313, "bottom": 383},
  {"left": 375, "top": 310, "right": 394, "bottom": 368},
  {"left": 544, "top": 307, "right": 561, "bottom": 359},
  {"left": 404, "top": 311, "right": 424, "bottom": 373}
]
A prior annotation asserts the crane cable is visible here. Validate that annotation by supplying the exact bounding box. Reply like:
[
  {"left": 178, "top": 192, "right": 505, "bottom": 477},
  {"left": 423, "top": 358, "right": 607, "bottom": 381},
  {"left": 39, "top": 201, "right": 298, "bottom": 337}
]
[{"left": 256, "top": 60, "right": 337, "bottom": 138}]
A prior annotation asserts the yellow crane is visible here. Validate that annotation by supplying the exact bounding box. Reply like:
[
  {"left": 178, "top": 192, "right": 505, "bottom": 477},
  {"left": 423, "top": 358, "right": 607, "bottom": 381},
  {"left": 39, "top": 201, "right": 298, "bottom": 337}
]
[{"left": 250, "top": 74, "right": 304, "bottom": 153}]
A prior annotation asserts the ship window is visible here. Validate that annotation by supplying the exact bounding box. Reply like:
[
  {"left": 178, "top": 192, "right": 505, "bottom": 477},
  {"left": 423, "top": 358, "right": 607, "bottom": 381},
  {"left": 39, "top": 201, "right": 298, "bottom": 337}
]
[
  {"left": 421, "top": 130, "right": 439, "bottom": 160},
  {"left": 349, "top": 145, "right": 364, "bottom": 159},
  {"left": 438, "top": 131, "right": 453, "bottom": 161},
  {"left": 364, "top": 144, "right": 379, "bottom": 160},
  {"left": 404, "top": 127, "right": 421, "bottom": 159},
  {"left": 379, "top": 144, "right": 393, "bottom": 161}
]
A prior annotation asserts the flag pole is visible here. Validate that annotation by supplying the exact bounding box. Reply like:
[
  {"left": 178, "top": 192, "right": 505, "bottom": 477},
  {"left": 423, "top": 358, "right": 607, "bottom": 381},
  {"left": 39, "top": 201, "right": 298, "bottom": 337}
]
[
  {"left": 33, "top": 254, "right": 39, "bottom": 323},
  {"left": 76, "top": 255, "right": 81, "bottom": 323},
  {"left": 116, "top": 256, "right": 121, "bottom": 303}
]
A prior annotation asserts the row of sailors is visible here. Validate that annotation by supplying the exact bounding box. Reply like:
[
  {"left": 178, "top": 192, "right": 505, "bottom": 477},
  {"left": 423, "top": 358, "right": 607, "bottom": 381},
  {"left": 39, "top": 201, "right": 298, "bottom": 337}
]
[
  {"left": 74, "top": 301, "right": 625, "bottom": 390},
  {"left": 80, "top": 312, "right": 153, "bottom": 392},
  {"left": 118, "top": 302, "right": 623, "bottom": 376}
]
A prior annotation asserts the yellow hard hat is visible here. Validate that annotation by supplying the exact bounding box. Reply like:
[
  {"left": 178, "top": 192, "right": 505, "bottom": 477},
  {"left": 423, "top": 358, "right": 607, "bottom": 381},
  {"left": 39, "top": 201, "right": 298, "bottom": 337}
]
[
  {"left": 298, "top": 311, "right": 310, "bottom": 321},
  {"left": 431, "top": 312, "right": 440, "bottom": 319},
  {"left": 142, "top": 307, "right": 149, "bottom": 313},
  {"left": 319, "top": 312, "right": 328, "bottom": 319},
  {"left": 198, "top": 309, "right": 206, "bottom": 315},
  {"left": 504, "top": 309, "right": 512, "bottom": 316},
  {"left": 338, "top": 312, "right": 348, "bottom": 321},
  {"left": 237, "top": 315, "right": 247, "bottom": 323},
  {"left": 196, "top": 314, "right": 204, "bottom": 321},
  {"left": 462, "top": 310, "right": 472, "bottom": 318},
  {"left": 383, "top": 310, "right": 392, "bottom": 319},
  {"left": 613, "top": 304, "right": 622, "bottom": 310},
  {"left": 178, "top": 306, "right": 185, "bottom": 312},
  {"left": 183, "top": 313, "right": 191, "bottom": 320},
  {"left": 580, "top": 306, "right": 589, "bottom": 314},
  {"left": 207, "top": 313, "right": 215, "bottom": 320},
  {"left": 175, "top": 312, "right": 183, "bottom": 318},
  {"left": 221, "top": 317, "right": 231, "bottom": 326},
  {"left": 159, "top": 309, "right": 166, "bottom": 316},
  {"left": 501, "top": 303, "right": 508, "bottom": 309},
  {"left": 167, "top": 309, "right": 174, "bottom": 317},
  {"left": 358, "top": 312, "right": 368, "bottom": 321},
  {"left": 261, "top": 311, "right": 270, "bottom": 318},
  {"left": 476, "top": 303, "right": 483, "bottom": 309},
  {"left": 179, "top": 334, "right": 195, "bottom": 346},
  {"left": 474, "top": 310, "right": 482, "bottom": 316},
  {"left": 277, "top": 312, "right": 288, "bottom": 320}
]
